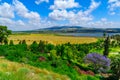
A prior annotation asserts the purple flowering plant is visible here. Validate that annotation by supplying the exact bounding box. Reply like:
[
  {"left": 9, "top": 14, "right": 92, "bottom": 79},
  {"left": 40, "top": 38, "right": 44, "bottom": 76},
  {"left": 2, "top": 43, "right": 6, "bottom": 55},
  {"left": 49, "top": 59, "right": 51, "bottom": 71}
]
[{"left": 84, "top": 53, "right": 110, "bottom": 73}]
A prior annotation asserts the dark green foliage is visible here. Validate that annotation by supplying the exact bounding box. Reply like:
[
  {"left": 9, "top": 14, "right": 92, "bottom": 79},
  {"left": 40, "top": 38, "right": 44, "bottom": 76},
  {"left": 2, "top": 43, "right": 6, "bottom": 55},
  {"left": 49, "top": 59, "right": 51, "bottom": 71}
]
[
  {"left": 103, "top": 36, "right": 110, "bottom": 57},
  {"left": 21, "top": 40, "right": 27, "bottom": 50},
  {"left": 38, "top": 40, "right": 46, "bottom": 53},
  {"left": 4, "top": 39, "right": 8, "bottom": 45},
  {"left": 30, "top": 41, "right": 38, "bottom": 53},
  {"left": 0, "top": 25, "right": 11, "bottom": 44},
  {"left": 45, "top": 43, "right": 54, "bottom": 53},
  {"left": 0, "top": 45, "right": 7, "bottom": 56},
  {"left": 110, "top": 54, "right": 120, "bottom": 80}
]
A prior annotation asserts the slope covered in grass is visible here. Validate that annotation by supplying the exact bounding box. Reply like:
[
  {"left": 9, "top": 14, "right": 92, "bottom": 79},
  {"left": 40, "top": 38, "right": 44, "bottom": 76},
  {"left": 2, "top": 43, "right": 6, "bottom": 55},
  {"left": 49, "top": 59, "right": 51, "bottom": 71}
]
[{"left": 0, "top": 58, "right": 70, "bottom": 80}]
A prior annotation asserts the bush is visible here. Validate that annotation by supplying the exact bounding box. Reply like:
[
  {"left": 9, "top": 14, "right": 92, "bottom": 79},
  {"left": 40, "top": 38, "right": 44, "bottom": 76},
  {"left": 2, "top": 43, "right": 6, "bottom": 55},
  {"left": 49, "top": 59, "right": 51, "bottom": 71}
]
[
  {"left": 110, "top": 54, "right": 120, "bottom": 79},
  {"left": 30, "top": 41, "right": 38, "bottom": 53}
]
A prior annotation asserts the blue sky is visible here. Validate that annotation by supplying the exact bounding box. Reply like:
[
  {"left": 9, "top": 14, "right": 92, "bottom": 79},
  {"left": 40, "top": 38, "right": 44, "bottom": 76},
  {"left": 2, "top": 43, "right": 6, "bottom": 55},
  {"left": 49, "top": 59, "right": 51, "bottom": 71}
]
[{"left": 0, "top": 0, "right": 120, "bottom": 31}]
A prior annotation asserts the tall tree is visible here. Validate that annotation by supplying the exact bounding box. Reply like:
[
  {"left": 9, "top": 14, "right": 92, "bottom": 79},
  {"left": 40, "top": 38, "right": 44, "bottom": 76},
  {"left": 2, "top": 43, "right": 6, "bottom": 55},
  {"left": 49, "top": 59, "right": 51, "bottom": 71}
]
[
  {"left": 103, "top": 32, "right": 106, "bottom": 38},
  {"left": 0, "top": 25, "right": 11, "bottom": 44},
  {"left": 103, "top": 36, "right": 110, "bottom": 57},
  {"left": 38, "top": 40, "right": 45, "bottom": 53}
]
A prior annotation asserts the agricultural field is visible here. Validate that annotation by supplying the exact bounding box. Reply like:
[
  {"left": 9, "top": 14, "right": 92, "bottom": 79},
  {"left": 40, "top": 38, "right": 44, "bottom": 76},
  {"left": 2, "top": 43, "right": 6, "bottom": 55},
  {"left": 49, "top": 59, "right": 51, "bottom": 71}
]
[{"left": 8, "top": 34, "right": 97, "bottom": 45}]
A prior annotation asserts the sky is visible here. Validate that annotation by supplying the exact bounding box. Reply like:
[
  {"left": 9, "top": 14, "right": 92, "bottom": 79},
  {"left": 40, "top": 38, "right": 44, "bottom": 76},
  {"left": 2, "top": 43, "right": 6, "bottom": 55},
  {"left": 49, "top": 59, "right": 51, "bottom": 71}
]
[{"left": 0, "top": 0, "right": 120, "bottom": 31}]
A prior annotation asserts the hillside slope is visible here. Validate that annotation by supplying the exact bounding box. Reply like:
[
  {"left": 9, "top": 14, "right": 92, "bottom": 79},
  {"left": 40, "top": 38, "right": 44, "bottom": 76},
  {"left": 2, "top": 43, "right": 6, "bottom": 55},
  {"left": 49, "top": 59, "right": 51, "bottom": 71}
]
[{"left": 0, "top": 57, "right": 70, "bottom": 80}]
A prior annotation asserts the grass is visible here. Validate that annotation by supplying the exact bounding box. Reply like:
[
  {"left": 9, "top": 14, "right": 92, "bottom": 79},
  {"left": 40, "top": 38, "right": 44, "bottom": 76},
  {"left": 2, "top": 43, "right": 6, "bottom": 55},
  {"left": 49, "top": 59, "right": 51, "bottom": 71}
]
[
  {"left": 109, "top": 47, "right": 120, "bottom": 55},
  {"left": 110, "top": 47, "right": 120, "bottom": 52},
  {"left": 8, "top": 34, "right": 97, "bottom": 45},
  {"left": 0, "top": 58, "right": 70, "bottom": 80}
]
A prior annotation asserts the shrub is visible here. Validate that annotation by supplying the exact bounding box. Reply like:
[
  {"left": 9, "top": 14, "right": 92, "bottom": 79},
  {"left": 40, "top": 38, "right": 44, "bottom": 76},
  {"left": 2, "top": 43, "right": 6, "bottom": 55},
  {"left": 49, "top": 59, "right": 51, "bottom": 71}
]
[
  {"left": 30, "top": 41, "right": 38, "bottom": 53},
  {"left": 110, "top": 54, "right": 120, "bottom": 79},
  {"left": 38, "top": 40, "right": 46, "bottom": 53},
  {"left": 84, "top": 53, "right": 110, "bottom": 73}
]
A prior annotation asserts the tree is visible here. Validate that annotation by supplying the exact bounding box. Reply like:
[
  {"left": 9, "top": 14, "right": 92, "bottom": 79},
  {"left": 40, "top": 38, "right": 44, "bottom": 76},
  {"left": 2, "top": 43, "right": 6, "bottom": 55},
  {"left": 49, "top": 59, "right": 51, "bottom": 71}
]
[
  {"left": 84, "top": 53, "right": 110, "bottom": 73},
  {"left": 38, "top": 40, "right": 45, "bottom": 53},
  {"left": 103, "top": 32, "right": 106, "bottom": 38},
  {"left": 30, "top": 41, "right": 38, "bottom": 53},
  {"left": 9, "top": 40, "right": 14, "bottom": 46},
  {"left": 21, "top": 40, "right": 27, "bottom": 50},
  {"left": 103, "top": 36, "right": 110, "bottom": 57},
  {"left": 0, "top": 25, "right": 11, "bottom": 44}
]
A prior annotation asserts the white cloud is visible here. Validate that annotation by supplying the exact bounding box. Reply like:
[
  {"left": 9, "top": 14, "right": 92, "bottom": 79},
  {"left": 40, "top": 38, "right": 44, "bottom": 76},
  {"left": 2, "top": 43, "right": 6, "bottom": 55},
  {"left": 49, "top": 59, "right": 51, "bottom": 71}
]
[
  {"left": 49, "top": 10, "right": 76, "bottom": 20},
  {"left": 0, "top": 18, "right": 14, "bottom": 25},
  {"left": 101, "top": 18, "right": 107, "bottom": 22},
  {"left": 0, "top": 0, "right": 43, "bottom": 31},
  {"left": 13, "top": 0, "right": 41, "bottom": 21},
  {"left": 0, "top": 3, "right": 14, "bottom": 18},
  {"left": 49, "top": 0, "right": 100, "bottom": 26},
  {"left": 49, "top": 0, "right": 119, "bottom": 29},
  {"left": 108, "top": 0, "right": 120, "bottom": 15},
  {"left": 50, "top": 0, "right": 80, "bottom": 10},
  {"left": 35, "top": 0, "right": 49, "bottom": 5},
  {"left": 12, "top": 0, "right": 41, "bottom": 30},
  {"left": 84, "top": 0, "right": 101, "bottom": 15},
  {"left": 109, "top": 11, "right": 116, "bottom": 15},
  {"left": 108, "top": 0, "right": 118, "bottom": 3},
  {"left": 0, "top": 17, "right": 26, "bottom": 30}
]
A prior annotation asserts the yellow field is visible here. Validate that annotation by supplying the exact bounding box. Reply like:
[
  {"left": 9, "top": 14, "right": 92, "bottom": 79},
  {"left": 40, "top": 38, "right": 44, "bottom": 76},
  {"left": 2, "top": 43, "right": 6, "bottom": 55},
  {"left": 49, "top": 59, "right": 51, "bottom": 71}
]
[{"left": 8, "top": 34, "right": 97, "bottom": 45}]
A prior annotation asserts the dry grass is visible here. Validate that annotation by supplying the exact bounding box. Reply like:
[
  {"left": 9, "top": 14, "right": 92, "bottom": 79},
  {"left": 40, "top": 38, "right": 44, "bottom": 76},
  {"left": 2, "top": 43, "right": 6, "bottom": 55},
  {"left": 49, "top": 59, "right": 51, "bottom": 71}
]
[
  {"left": 8, "top": 34, "right": 97, "bottom": 45},
  {"left": 0, "top": 58, "right": 70, "bottom": 80}
]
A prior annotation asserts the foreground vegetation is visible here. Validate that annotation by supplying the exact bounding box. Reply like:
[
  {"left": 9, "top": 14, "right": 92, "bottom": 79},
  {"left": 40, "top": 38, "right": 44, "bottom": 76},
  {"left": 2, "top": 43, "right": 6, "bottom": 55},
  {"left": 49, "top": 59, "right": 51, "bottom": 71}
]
[
  {"left": 0, "top": 58, "right": 70, "bottom": 80},
  {"left": 0, "top": 35, "right": 119, "bottom": 80},
  {"left": 0, "top": 26, "right": 120, "bottom": 80}
]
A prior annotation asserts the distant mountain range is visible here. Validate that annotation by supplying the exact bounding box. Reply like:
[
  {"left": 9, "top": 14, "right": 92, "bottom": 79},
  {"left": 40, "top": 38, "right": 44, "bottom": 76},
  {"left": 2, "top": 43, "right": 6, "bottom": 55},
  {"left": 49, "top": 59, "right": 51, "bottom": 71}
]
[
  {"left": 13, "top": 26, "right": 120, "bottom": 33},
  {"left": 33, "top": 26, "right": 120, "bottom": 33}
]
